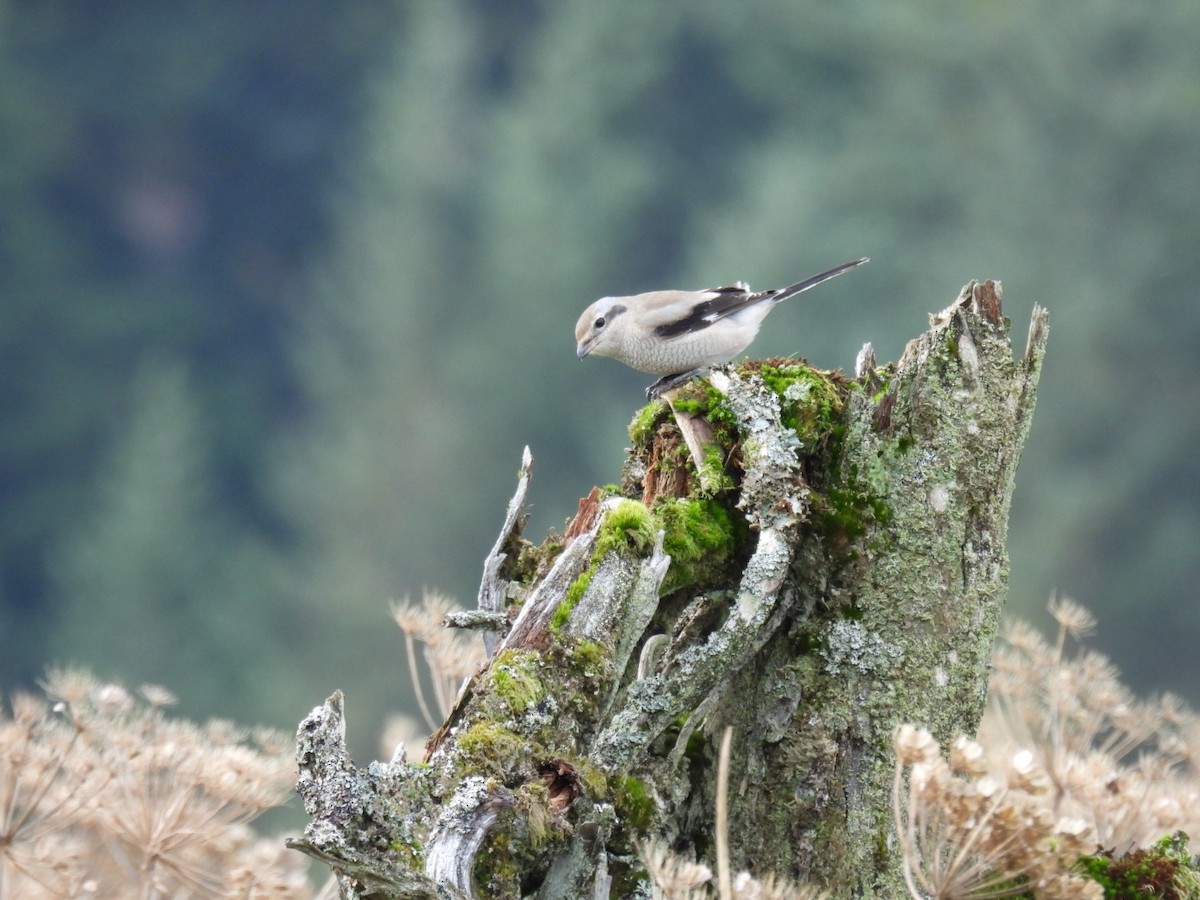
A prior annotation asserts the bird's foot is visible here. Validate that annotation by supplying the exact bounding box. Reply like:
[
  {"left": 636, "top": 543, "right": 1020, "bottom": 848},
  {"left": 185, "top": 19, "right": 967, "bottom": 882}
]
[{"left": 645, "top": 369, "right": 704, "bottom": 401}]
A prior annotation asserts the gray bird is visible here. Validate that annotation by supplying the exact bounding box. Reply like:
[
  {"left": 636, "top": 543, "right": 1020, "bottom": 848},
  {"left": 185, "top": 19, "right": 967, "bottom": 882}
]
[{"left": 575, "top": 257, "right": 868, "bottom": 398}]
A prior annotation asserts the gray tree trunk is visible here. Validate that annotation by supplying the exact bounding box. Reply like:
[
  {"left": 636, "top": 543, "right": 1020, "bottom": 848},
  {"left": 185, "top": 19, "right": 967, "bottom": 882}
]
[{"left": 291, "top": 280, "right": 1047, "bottom": 898}]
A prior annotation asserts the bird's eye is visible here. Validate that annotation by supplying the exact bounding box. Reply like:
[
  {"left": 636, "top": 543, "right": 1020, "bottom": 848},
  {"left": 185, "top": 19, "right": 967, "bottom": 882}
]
[{"left": 594, "top": 316, "right": 606, "bottom": 329}]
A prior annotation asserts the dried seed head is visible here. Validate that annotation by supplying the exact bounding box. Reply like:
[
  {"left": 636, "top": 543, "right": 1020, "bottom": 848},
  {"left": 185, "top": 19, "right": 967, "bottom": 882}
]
[
  {"left": 950, "top": 736, "right": 988, "bottom": 776},
  {"left": 1047, "top": 595, "right": 1096, "bottom": 638},
  {"left": 894, "top": 724, "right": 939, "bottom": 765}
]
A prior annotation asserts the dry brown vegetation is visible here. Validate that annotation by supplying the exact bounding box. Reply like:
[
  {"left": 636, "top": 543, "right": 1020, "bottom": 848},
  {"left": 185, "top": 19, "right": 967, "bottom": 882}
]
[
  {"left": 646, "top": 597, "right": 1200, "bottom": 899},
  {"left": 0, "top": 670, "right": 306, "bottom": 898},
  {"left": 5, "top": 596, "right": 1196, "bottom": 898}
]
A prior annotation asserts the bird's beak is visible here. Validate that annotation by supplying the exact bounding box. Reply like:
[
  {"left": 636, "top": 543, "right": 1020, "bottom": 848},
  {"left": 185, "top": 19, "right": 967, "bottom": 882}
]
[{"left": 576, "top": 340, "right": 592, "bottom": 359}]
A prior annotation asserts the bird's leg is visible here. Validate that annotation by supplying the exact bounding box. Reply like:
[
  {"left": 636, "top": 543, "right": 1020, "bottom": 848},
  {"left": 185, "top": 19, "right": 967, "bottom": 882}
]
[{"left": 645, "top": 369, "right": 705, "bottom": 400}]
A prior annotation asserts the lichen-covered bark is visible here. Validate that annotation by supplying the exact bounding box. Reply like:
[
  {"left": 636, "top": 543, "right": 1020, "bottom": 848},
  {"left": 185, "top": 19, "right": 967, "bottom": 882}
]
[
  {"left": 292, "top": 280, "right": 1046, "bottom": 898},
  {"left": 711, "top": 281, "right": 1047, "bottom": 894}
]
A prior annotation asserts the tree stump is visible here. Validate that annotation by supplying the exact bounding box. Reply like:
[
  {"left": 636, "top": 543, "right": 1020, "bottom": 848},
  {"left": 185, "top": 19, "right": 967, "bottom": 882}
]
[{"left": 291, "top": 279, "right": 1048, "bottom": 898}]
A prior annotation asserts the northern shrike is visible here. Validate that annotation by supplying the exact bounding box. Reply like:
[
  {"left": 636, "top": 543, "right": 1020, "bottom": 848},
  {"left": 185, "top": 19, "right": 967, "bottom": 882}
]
[{"left": 575, "top": 257, "right": 868, "bottom": 398}]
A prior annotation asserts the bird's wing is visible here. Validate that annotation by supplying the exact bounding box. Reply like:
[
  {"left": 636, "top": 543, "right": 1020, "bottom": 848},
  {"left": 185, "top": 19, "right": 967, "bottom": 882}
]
[{"left": 651, "top": 285, "right": 774, "bottom": 340}]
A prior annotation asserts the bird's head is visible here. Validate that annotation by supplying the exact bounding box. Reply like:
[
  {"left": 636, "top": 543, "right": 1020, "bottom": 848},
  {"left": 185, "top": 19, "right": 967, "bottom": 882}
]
[{"left": 574, "top": 297, "right": 628, "bottom": 361}]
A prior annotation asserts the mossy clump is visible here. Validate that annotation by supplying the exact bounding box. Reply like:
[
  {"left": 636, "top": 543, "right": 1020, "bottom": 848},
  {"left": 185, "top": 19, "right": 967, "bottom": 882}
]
[
  {"left": 473, "top": 782, "right": 574, "bottom": 897},
  {"left": 473, "top": 830, "right": 521, "bottom": 897},
  {"left": 668, "top": 381, "right": 740, "bottom": 447},
  {"left": 514, "top": 781, "right": 555, "bottom": 848},
  {"left": 551, "top": 500, "right": 657, "bottom": 635},
  {"left": 612, "top": 774, "right": 657, "bottom": 833},
  {"left": 387, "top": 832, "right": 424, "bottom": 870},
  {"left": 595, "top": 499, "right": 657, "bottom": 558},
  {"left": 818, "top": 460, "right": 894, "bottom": 547},
  {"left": 570, "top": 496, "right": 741, "bottom": 598},
  {"left": 656, "top": 497, "right": 740, "bottom": 594},
  {"left": 520, "top": 534, "right": 564, "bottom": 584},
  {"left": 486, "top": 649, "right": 546, "bottom": 717},
  {"left": 697, "top": 443, "right": 735, "bottom": 495},
  {"left": 629, "top": 399, "right": 671, "bottom": 446},
  {"left": 550, "top": 568, "right": 593, "bottom": 634},
  {"left": 567, "top": 639, "right": 608, "bottom": 676},
  {"left": 498, "top": 535, "right": 540, "bottom": 589},
  {"left": 455, "top": 722, "right": 532, "bottom": 781},
  {"left": 756, "top": 361, "right": 846, "bottom": 450},
  {"left": 710, "top": 360, "right": 892, "bottom": 554},
  {"left": 575, "top": 759, "right": 609, "bottom": 798},
  {"left": 1077, "top": 832, "right": 1200, "bottom": 899},
  {"left": 627, "top": 364, "right": 854, "bottom": 505}
]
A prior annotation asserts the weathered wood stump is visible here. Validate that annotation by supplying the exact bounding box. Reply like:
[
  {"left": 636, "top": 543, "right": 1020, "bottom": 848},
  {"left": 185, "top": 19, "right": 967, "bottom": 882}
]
[{"left": 292, "top": 280, "right": 1047, "bottom": 898}]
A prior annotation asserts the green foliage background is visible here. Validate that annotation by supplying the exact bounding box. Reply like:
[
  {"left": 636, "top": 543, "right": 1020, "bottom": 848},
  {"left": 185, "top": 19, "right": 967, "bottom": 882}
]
[{"left": 1, "top": 1, "right": 1197, "bottom": 755}]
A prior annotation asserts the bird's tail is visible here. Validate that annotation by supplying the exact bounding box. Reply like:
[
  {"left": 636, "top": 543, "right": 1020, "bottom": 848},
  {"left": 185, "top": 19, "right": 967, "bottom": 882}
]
[{"left": 773, "top": 257, "right": 869, "bottom": 304}]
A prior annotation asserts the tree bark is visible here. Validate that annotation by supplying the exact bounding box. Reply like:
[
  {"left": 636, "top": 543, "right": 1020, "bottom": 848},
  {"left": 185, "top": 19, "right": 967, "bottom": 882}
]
[{"left": 291, "top": 280, "right": 1047, "bottom": 898}]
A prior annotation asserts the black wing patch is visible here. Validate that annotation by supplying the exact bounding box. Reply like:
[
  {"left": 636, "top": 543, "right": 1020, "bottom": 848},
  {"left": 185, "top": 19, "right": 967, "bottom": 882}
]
[
  {"left": 650, "top": 259, "right": 869, "bottom": 341},
  {"left": 652, "top": 286, "right": 775, "bottom": 339}
]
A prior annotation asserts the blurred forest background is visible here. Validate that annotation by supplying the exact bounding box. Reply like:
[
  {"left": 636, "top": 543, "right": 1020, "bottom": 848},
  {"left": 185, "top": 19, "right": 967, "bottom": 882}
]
[{"left": 1, "top": 1, "right": 1197, "bottom": 759}]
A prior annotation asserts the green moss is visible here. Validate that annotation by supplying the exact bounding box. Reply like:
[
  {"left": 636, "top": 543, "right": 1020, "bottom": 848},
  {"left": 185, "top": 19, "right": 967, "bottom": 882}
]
[
  {"left": 812, "top": 441, "right": 893, "bottom": 554},
  {"left": 388, "top": 835, "right": 424, "bottom": 869},
  {"left": 840, "top": 602, "right": 864, "bottom": 621},
  {"left": 698, "top": 443, "right": 735, "bottom": 494},
  {"left": 1077, "top": 832, "right": 1200, "bottom": 898},
  {"left": 595, "top": 499, "right": 657, "bottom": 558},
  {"left": 455, "top": 722, "right": 531, "bottom": 779},
  {"left": 670, "top": 382, "right": 740, "bottom": 447},
  {"left": 508, "top": 532, "right": 573, "bottom": 594},
  {"left": 612, "top": 775, "right": 657, "bottom": 833},
  {"left": 473, "top": 784, "right": 573, "bottom": 894},
  {"left": 629, "top": 381, "right": 741, "bottom": 497},
  {"left": 715, "top": 361, "right": 894, "bottom": 556},
  {"left": 655, "top": 497, "right": 739, "bottom": 594},
  {"left": 570, "top": 639, "right": 607, "bottom": 673},
  {"left": 629, "top": 400, "right": 670, "bottom": 446},
  {"left": 550, "top": 568, "right": 592, "bottom": 634},
  {"left": 821, "top": 471, "right": 894, "bottom": 542},
  {"left": 487, "top": 649, "right": 546, "bottom": 716},
  {"left": 551, "top": 500, "right": 658, "bottom": 635},
  {"left": 474, "top": 830, "right": 520, "bottom": 897},
  {"left": 516, "top": 781, "right": 554, "bottom": 847},
  {"left": 546, "top": 638, "right": 612, "bottom": 728},
  {"left": 758, "top": 362, "right": 845, "bottom": 449},
  {"left": 576, "top": 760, "right": 609, "bottom": 797}
]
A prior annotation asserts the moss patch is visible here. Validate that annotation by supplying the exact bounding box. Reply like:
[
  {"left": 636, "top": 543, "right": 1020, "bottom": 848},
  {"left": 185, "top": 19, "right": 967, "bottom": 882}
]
[
  {"left": 612, "top": 774, "right": 657, "bottom": 833},
  {"left": 819, "top": 461, "right": 894, "bottom": 545},
  {"left": 486, "top": 649, "right": 546, "bottom": 716},
  {"left": 595, "top": 499, "right": 657, "bottom": 558},
  {"left": 656, "top": 497, "right": 739, "bottom": 594},
  {"left": 474, "top": 830, "right": 521, "bottom": 898},
  {"left": 455, "top": 722, "right": 532, "bottom": 781},
  {"left": 1077, "top": 832, "right": 1200, "bottom": 899},
  {"left": 668, "top": 381, "right": 740, "bottom": 447},
  {"left": 755, "top": 361, "right": 846, "bottom": 451},
  {"left": 551, "top": 500, "right": 657, "bottom": 636},
  {"left": 550, "top": 568, "right": 592, "bottom": 634},
  {"left": 629, "top": 400, "right": 670, "bottom": 445},
  {"left": 568, "top": 639, "right": 607, "bottom": 675}
]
